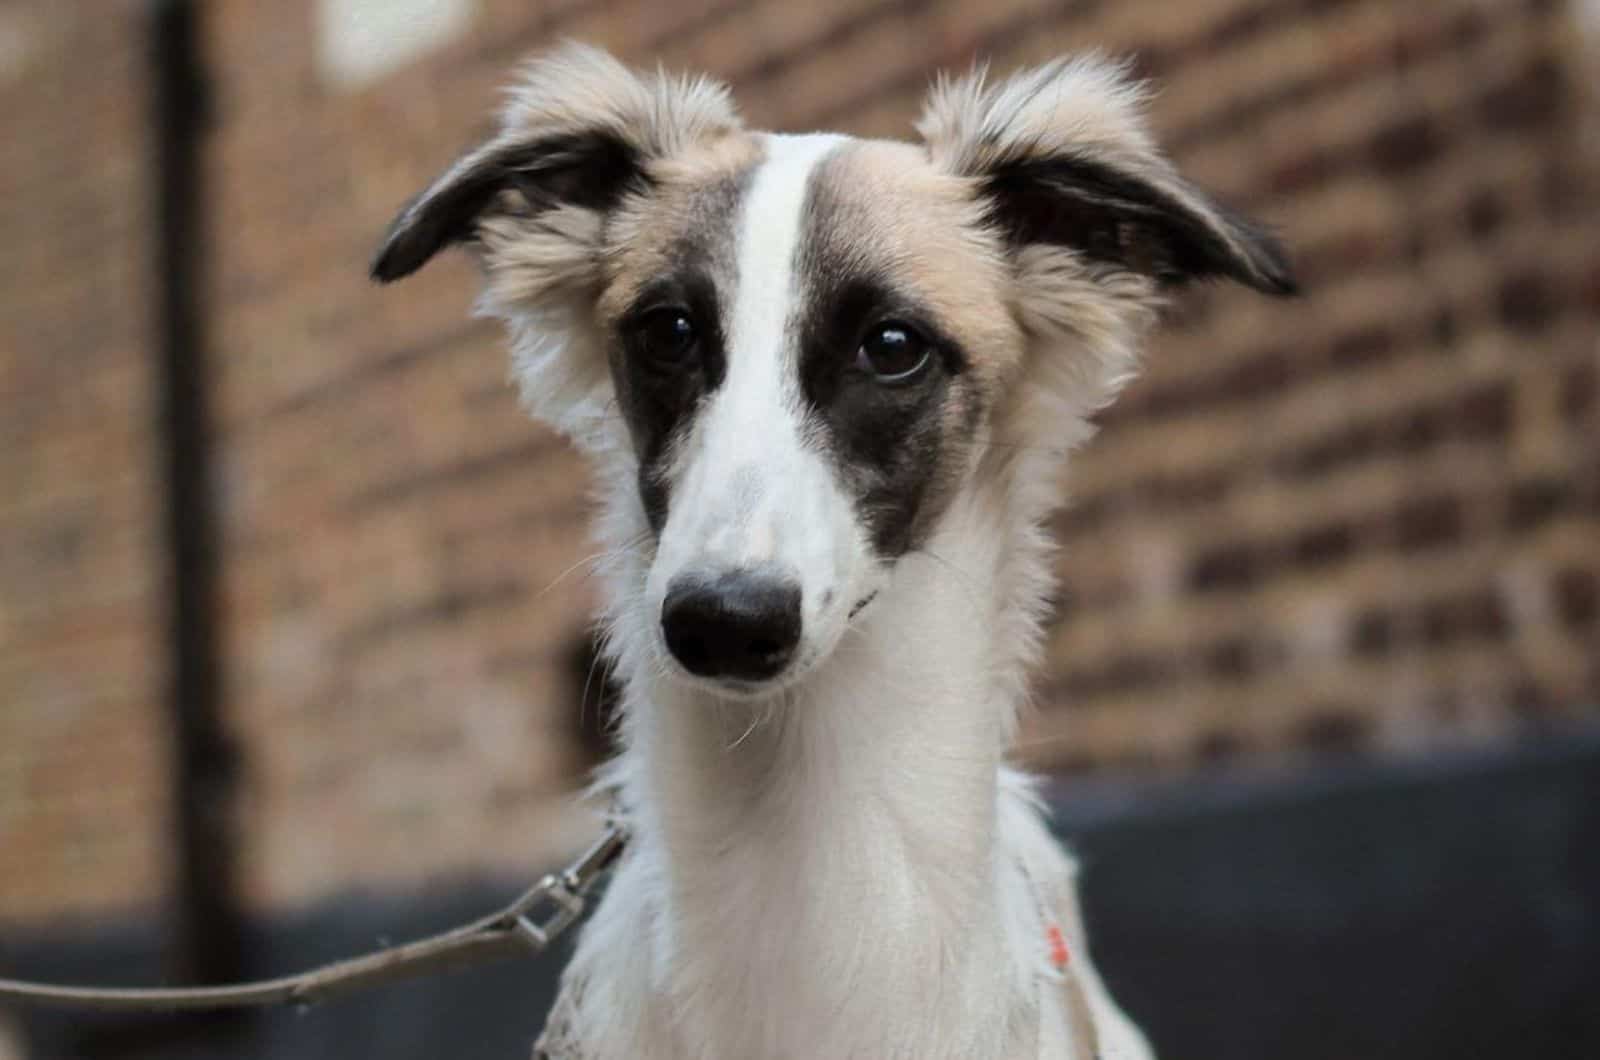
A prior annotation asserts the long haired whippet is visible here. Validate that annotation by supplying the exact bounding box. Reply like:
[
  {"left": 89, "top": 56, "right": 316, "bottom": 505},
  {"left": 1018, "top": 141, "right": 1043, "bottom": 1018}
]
[{"left": 374, "top": 44, "right": 1294, "bottom": 1060}]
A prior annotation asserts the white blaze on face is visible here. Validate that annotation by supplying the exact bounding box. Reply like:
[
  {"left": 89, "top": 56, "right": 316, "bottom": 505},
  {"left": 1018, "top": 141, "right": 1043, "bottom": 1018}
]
[{"left": 647, "top": 133, "right": 874, "bottom": 673}]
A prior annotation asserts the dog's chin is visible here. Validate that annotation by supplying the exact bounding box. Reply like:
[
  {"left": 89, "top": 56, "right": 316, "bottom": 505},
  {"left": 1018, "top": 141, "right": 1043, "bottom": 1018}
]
[
  {"left": 656, "top": 647, "right": 821, "bottom": 703},
  {"left": 661, "top": 669, "right": 789, "bottom": 703}
]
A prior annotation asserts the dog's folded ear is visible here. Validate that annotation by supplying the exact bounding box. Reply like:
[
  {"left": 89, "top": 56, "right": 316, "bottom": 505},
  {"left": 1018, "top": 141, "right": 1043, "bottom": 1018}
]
[
  {"left": 917, "top": 56, "right": 1296, "bottom": 296},
  {"left": 371, "top": 43, "right": 741, "bottom": 284}
]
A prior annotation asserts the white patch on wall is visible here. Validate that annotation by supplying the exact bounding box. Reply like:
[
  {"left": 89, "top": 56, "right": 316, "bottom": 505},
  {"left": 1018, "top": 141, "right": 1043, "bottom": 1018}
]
[
  {"left": 0, "top": 9, "right": 40, "bottom": 85},
  {"left": 316, "top": 0, "right": 476, "bottom": 89},
  {"left": 1585, "top": 1, "right": 1600, "bottom": 153}
]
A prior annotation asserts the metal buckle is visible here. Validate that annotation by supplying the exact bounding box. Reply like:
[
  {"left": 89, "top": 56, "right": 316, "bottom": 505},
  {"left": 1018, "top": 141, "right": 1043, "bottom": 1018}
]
[{"left": 511, "top": 875, "right": 587, "bottom": 950}]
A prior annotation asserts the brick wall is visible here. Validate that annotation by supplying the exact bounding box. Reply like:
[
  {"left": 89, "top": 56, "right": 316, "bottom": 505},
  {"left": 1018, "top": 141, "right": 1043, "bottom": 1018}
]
[
  {"left": 1030, "top": 0, "right": 1600, "bottom": 772},
  {"left": 0, "top": 4, "right": 171, "bottom": 921},
  {"left": 2, "top": 0, "right": 1597, "bottom": 918}
]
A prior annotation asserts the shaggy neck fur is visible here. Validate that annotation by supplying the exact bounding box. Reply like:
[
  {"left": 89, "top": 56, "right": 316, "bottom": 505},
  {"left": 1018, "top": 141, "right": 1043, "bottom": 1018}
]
[{"left": 571, "top": 406, "right": 1108, "bottom": 1059}]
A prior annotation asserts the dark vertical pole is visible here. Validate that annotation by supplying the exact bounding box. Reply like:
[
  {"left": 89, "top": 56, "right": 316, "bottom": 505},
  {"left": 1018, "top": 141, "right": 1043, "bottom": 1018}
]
[{"left": 148, "top": 0, "right": 246, "bottom": 989}]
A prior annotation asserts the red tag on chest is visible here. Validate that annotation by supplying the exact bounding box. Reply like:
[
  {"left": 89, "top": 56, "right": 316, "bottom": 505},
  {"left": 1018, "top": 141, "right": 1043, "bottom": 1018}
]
[{"left": 1046, "top": 923, "right": 1071, "bottom": 970}]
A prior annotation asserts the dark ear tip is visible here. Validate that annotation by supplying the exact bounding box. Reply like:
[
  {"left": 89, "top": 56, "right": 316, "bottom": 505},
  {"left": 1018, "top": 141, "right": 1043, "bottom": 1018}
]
[
  {"left": 369, "top": 251, "right": 399, "bottom": 284},
  {"left": 369, "top": 231, "right": 423, "bottom": 284},
  {"left": 1244, "top": 231, "right": 1300, "bottom": 297},
  {"left": 1257, "top": 265, "right": 1300, "bottom": 297},
  {"left": 370, "top": 183, "right": 463, "bottom": 283}
]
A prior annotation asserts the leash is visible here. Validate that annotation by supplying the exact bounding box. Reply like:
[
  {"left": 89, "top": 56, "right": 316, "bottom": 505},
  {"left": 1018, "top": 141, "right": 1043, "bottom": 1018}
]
[{"left": 0, "top": 823, "right": 627, "bottom": 1013}]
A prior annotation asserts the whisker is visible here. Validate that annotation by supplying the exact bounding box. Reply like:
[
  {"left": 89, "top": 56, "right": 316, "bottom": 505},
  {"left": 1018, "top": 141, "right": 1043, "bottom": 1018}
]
[
  {"left": 724, "top": 708, "right": 763, "bottom": 752},
  {"left": 537, "top": 550, "right": 618, "bottom": 599},
  {"left": 536, "top": 530, "right": 653, "bottom": 599},
  {"left": 578, "top": 635, "right": 616, "bottom": 739}
]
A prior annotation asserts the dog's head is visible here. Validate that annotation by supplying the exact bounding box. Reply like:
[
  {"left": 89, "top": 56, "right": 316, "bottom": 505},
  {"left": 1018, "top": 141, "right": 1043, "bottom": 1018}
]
[{"left": 374, "top": 45, "right": 1294, "bottom": 697}]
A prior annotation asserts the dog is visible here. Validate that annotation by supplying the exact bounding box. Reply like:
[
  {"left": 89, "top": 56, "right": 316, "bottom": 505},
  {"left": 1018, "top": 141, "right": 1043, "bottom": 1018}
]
[{"left": 373, "top": 43, "right": 1294, "bottom": 1060}]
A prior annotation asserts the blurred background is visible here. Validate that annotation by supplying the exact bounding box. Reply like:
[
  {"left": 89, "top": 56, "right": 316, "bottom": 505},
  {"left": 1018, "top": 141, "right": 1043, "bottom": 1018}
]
[{"left": 1, "top": 0, "right": 1597, "bottom": 1057}]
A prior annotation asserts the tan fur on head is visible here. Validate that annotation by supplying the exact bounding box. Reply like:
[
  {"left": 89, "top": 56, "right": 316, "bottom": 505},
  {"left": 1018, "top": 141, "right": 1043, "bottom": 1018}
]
[
  {"left": 917, "top": 54, "right": 1157, "bottom": 176},
  {"left": 499, "top": 43, "right": 741, "bottom": 161}
]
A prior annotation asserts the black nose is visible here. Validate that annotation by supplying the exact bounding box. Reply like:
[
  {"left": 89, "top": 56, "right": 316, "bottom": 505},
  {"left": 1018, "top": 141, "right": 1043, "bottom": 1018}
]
[{"left": 661, "top": 570, "right": 803, "bottom": 682}]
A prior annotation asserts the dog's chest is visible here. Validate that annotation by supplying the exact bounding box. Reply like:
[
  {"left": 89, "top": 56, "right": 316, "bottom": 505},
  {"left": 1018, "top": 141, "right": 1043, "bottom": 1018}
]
[
  {"left": 540, "top": 828, "right": 1081, "bottom": 1060},
  {"left": 673, "top": 880, "right": 1017, "bottom": 1058},
  {"left": 538, "top": 960, "right": 1071, "bottom": 1060}
]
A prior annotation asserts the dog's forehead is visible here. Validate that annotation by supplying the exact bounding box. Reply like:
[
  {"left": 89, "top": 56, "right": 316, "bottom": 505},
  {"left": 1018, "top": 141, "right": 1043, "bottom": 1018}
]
[
  {"left": 599, "top": 132, "right": 1018, "bottom": 378},
  {"left": 596, "top": 131, "right": 763, "bottom": 317},
  {"left": 800, "top": 141, "right": 1018, "bottom": 370},
  {"left": 599, "top": 131, "right": 849, "bottom": 299}
]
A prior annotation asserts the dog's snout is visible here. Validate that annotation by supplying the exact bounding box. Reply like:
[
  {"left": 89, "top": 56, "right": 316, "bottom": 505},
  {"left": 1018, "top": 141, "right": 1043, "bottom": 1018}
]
[{"left": 661, "top": 571, "right": 802, "bottom": 682}]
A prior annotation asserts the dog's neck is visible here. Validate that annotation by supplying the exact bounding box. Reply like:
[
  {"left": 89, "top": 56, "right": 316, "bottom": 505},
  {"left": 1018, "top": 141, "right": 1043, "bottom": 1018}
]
[
  {"left": 642, "top": 518, "right": 1009, "bottom": 903},
  {"left": 602, "top": 467, "right": 1052, "bottom": 1056}
]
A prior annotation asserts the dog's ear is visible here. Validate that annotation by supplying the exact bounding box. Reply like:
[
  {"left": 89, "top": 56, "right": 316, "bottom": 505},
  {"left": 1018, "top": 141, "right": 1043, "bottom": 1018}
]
[
  {"left": 917, "top": 57, "right": 1296, "bottom": 296},
  {"left": 371, "top": 43, "right": 741, "bottom": 284}
]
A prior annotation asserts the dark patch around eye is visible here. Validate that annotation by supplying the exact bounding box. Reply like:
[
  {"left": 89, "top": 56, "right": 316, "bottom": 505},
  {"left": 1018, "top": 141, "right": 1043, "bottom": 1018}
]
[
  {"left": 606, "top": 170, "right": 752, "bottom": 535},
  {"left": 816, "top": 356, "right": 968, "bottom": 557},
  {"left": 795, "top": 151, "right": 985, "bottom": 560},
  {"left": 797, "top": 276, "right": 966, "bottom": 400},
  {"left": 620, "top": 275, "right": 728, "bottom": 384},
  {"left": 612, "top": 272, "right": 728, "bottom": 533}
]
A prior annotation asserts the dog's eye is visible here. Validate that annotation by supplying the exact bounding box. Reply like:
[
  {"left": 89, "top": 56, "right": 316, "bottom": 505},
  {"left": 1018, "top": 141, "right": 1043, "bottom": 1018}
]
[
  {"left": 632, "top": 307, "right": 698, "bottom": 365},
  {"left": 856, "top": 321, "right": 931, "bottom": 384}
]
